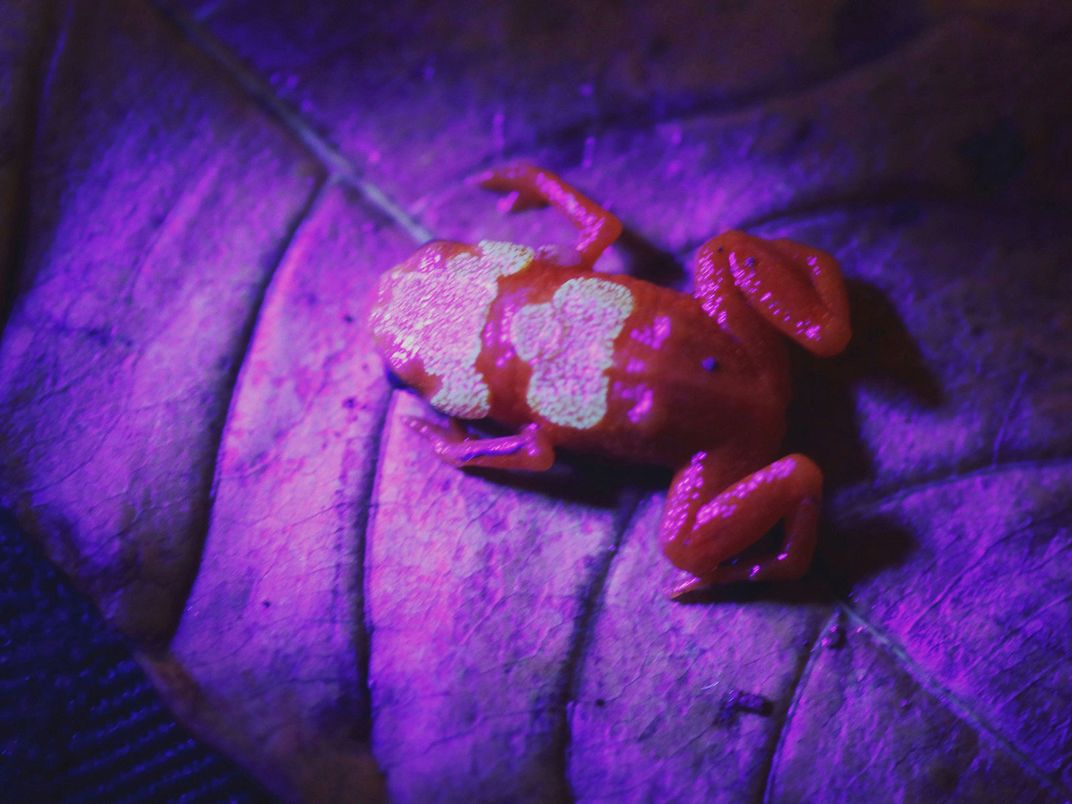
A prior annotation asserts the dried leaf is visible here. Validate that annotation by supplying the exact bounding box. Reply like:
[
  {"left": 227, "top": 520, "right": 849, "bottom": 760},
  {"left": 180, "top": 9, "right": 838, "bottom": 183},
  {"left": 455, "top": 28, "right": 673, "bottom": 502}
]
[{"left": 2, "top": 0, "right": 1070, "bottom": 800}]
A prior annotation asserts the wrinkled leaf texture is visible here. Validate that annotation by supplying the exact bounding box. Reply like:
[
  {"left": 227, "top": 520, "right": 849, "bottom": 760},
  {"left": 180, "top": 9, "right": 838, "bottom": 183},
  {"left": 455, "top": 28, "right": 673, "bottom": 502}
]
[{"left": 1, "top": 0, "right": 1071, "bottom": 801}]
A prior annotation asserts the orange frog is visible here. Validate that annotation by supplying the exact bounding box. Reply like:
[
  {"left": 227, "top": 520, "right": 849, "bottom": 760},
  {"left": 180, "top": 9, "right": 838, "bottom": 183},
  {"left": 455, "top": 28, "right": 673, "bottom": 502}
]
[{"left": 370, "top": 164, "right": 850, "bottom": 598}]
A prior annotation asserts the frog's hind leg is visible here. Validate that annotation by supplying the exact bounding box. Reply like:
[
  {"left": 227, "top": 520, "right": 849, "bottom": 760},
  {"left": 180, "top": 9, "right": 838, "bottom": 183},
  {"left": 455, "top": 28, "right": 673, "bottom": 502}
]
[
  {"left": 404, "top": 417, "right": 555, "bottom": 472},
  {"left": 471, "top": 163, "right": 622, "bottom": 269},
  {"left": 659, "top": 452, "right": 822, "bottom": 599}
]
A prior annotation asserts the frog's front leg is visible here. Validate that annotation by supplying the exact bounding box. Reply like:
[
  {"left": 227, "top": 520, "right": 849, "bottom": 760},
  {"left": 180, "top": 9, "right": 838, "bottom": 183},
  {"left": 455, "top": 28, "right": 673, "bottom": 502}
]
[
  {"left": 696, "top": 231, "right": 851, "bottom": 358},
  {"left": 471, "top": 163, "right": 622, "bottom": 269},
  {"left": 404, "top": 417, "right": 555, "bottom": 472},
  {"left": 659, "top": 452, "right": 822, "bottom": 599}
]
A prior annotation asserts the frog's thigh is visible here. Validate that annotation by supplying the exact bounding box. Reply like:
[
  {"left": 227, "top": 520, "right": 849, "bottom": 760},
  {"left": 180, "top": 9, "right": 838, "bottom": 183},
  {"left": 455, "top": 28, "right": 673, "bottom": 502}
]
[
  {"left": 405, "top": 417, "right": 554, "bottom": 472},
  {"left": 659, "top": 453, "right": 822, "bottom": 597}
]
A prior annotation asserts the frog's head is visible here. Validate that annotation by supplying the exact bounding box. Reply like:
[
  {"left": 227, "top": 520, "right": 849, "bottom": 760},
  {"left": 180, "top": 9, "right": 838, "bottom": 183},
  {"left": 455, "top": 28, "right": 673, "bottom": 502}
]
[{"left": 369, "top": 239, "right": 534, "bottom": 419}]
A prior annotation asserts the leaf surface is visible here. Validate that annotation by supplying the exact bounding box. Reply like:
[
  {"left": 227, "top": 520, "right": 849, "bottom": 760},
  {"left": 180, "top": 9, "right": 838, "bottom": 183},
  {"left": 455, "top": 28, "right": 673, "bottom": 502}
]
[
  {"left": 2, "top": 0, "right": 1070, "bottom": 800},
  {"left": 0, "top": 0, "right": 322, "bottom": 641}
]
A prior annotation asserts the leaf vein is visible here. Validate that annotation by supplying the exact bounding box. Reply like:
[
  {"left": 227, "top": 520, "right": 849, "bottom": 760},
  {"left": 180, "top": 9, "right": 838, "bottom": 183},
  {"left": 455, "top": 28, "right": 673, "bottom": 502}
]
[
  {"left": 759, "top": 608, "right": 832, "bottom": 803},
  {"left": 146, "top": 1, "right": 433, "bottom": 244},
  {"left": 835, "top": 454, "right": 1072, "bottom": 517},
  {"left": 837, "top": 600, "right": 1072, "bottom": 799},
  {"left": 167, "top": 177, "right": 328, "bottom": 644},
  {"left": 557, "top": 489, "right": 642, "bottom": 799}
]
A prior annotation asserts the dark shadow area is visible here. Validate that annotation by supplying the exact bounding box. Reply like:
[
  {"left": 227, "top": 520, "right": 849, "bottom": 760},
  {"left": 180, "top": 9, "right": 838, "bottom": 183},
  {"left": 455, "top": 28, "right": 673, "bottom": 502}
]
[
  {"left": 389, "top": 373, "right": 673, "bottom": 511},
  {"left": 785, "top": 277, "right": 940, "bottom": 586},
  {"left": 487, "top": 0, "right": 933, "bottom": 172},
  {"left": 667, "top": 519, "right": 833, "bottom": 606},
  {"left": 816, "top": 511, "right": 918, "bottom": 590},
  {"left": 668, "top": 512, "right": 906, "bottom": 607},
  {"left": 0, "top": 2, "right": 65, "bottom": 339},
  {"left": 0, "top": 509, "right": 268, "bottom": 802},
  {"left": 462, "top": 439, "right": 671, "bottom": 512},
  {"left": 832, "top": 0, "right": 926, "bottom": 65},
  {"left": 714, "top": 687, "right": 773, "bottom": 727},
  {"left": 672, "top": 573, "right": 832, "bottom": 607},
  {"left": 615, "top": 226, "right": 687, "bottom": 287},
  {"left": 786, "top": 277, "right": 944, "bottom": 491},
  {"left": 838, "top": 279, "right": 944, "bottom": 407}
]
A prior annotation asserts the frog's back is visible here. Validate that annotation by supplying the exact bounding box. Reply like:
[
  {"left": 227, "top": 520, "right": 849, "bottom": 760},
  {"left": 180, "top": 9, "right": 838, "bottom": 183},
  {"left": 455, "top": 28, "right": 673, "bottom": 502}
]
[
  {"left": 483, "top": 262, "right": 786, "bottom": 467},
  {"left": 370, "top": 239, "right": 538, "bottom": 420}
]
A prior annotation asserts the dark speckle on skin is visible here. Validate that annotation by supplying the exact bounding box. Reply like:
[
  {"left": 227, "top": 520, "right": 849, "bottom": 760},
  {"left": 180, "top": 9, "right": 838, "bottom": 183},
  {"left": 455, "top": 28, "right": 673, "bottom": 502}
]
[{"left": 701, "top": 356, "right": 720, "bottom": 373}]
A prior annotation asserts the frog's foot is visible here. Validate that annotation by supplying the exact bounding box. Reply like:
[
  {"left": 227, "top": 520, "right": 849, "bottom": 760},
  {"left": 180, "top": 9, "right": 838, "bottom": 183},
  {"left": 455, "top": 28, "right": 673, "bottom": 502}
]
[
  {"left": 403, "top": 417, "right": 555, "bottom": 472},
  {"left": 470, "top": 163, "right": 622, "bottom": 268},
  {"left": 696, "top": 231, "right": 851, "bottom": 357},
  {"left": 659, "top": 452, "right": 822, "bottom": 600}
]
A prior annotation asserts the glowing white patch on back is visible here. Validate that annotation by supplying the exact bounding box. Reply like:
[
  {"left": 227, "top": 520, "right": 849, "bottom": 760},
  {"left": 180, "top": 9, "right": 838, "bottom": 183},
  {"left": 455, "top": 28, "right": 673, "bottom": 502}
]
[
  {"left": 511, "top": 277, "right": 634, "bottom": 429},
  {"left": 371, "top": 240, "right": 533, "bottom": 418}
]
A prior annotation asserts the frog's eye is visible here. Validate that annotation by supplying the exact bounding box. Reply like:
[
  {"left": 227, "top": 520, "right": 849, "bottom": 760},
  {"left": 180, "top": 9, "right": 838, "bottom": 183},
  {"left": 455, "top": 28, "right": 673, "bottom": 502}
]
[{"left": 701, "top": 356, "right": 720, "bottom": 373}]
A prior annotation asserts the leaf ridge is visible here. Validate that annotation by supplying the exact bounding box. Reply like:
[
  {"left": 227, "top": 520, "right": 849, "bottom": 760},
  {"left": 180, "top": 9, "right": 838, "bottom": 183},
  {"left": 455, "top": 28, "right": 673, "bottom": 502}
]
[
  {"left": 464, "top": 21, "right": 948, "bottom": 173},
  {"left": 666, "top": 190, "right": 1071, "bottom": 268},
  {"left": 730, "top": 182, "right": 962, "bottom": 232},
  {"left": 353, "top": 388, "right": 395, "bottom": 744},
  {"left": 146, "top": 1, "right": 433, "bottom": 245},
  {"left": 835, "top": 454, "right": 1072, "bottom": 518},
  {"left": 836, "top": 600, "right": 1072, "bottom": 800},
  {"left": 759, "top": 608, "right": 833, "bottom": 803},
  {"left": 167, "top": 177, "right": 328, "bottom": 646},
  {"left": 990, "top": 370, "right": 1030, "bottom": 465},
  {"left": 557, "top": 489, "right": 642, "bottom": 799}
]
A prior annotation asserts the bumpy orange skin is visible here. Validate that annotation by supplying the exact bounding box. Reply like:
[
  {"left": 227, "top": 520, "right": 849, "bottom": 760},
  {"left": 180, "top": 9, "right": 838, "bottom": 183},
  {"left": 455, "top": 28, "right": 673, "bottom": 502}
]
[{"left": 370, "top": 165, "right": 851, "bottom": 598}]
